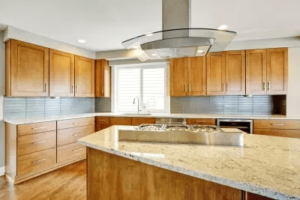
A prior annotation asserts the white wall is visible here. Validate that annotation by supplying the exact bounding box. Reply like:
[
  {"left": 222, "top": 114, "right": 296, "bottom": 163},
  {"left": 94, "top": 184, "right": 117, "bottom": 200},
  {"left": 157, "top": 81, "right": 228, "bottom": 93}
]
[
  {"left": 0, "top": 31, "right": 5, "bottom": 175},
  {"left": 287, "top": 47, "right": 300, "bottom": 116}
]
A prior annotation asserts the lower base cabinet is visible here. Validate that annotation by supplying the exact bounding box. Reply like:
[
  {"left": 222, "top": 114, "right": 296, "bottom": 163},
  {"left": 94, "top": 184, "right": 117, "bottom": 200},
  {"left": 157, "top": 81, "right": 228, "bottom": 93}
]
[
  {"left": 5, "top": 117, "right": 95, "bottom": 184},
  {"left": 57, "top": 143, "right": 86, "bottom": 163}
]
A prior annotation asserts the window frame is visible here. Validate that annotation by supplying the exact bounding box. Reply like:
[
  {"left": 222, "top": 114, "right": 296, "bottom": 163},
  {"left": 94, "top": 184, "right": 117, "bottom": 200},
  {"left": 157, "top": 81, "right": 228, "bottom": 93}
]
[{"left": 113, "top": 63, "right": 168, "bottom": 114}]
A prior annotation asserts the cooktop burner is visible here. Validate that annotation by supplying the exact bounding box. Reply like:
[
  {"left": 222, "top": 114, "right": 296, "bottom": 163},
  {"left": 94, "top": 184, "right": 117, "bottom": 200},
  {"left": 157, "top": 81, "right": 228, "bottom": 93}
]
[{"left": 136, "top": 124, "right": 222, "bottom": 133}]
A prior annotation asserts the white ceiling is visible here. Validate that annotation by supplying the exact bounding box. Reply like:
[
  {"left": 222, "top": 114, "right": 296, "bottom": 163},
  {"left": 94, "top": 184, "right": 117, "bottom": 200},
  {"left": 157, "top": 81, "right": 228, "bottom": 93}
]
[{"left": 0, "top": 0, "right": 300, "bottom": 51}]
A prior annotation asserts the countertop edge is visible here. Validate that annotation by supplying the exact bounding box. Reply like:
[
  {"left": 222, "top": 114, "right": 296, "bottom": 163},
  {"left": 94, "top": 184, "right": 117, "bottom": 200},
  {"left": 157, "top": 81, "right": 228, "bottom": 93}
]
[
  {"left": 4, "top": 113, "right": 300, "bottom": 125},
  {"left": 78, "top": 139, "right": 296, "bottom": 200}
]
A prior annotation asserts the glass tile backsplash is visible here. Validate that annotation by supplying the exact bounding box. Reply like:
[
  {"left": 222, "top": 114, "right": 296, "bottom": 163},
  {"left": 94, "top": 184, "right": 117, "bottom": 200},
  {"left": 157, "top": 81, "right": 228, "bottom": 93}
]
[
  {"left": 4, "top": 97, "right": 95, "bottom": 120},
  {"left": 171, "top": 95, "right": 286, "bottom": 115}
]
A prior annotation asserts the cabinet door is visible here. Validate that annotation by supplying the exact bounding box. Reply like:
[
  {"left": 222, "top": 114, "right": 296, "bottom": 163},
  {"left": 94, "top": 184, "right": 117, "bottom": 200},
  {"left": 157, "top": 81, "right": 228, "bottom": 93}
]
[
  {"left": 254, "top": 129, "right": 300, "bottom": 139},
  {"left": 225, "top": 51, "right": 245, "bottom": 95},
  {"left": 170, "top": 58, "right": 188, "bottom": 96},
  {"left": 95, "top": 60, "right": 111, "bottom": 97},
  {"left": 8, "top": 40, "right": 49, "bottom": 97},
  {"left": 246, "top": 50, "right": 267, "bottom": 95},
  {"left": 75, "top": 56, "right": 95, "bottom": 97},
  {"left": 187, "top": 57, "right": 206, "bottom": 96},
  {"left": 50, "top": 49, "right": 75, "bottom": 97},
  {"left": 110, "top": 117, "right": 132, "bottom": 126},
  {"left": 266, "top": 48, "right": 288, "bottom": 95},
  {"left": 207, "top": 52, "right": 226, "bottom": 95}
]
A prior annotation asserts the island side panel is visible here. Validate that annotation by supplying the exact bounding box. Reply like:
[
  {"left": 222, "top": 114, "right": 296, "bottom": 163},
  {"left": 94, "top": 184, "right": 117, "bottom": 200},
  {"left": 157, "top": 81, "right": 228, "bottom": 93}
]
[{"left": 87, "top": 147, "right": 242, "bottom": 200}]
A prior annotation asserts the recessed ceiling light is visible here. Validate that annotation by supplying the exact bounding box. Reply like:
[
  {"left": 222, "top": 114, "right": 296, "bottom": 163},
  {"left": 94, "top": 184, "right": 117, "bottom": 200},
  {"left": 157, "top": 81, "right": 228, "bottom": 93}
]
[
  {"left": 218, "top": 25, "right": 228, "bottom": 30},
  {"left": 78, "top": 39, "right": 86, "bottom": 44},
  {"left": 197, "top": 50, "right": 204, "bottom": 53}
]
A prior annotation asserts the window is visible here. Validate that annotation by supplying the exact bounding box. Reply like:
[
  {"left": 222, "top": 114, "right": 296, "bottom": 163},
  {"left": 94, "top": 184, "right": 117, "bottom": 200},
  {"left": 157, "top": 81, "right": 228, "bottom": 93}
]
[{"left": 115, "top": 64, "right": 167, "bottom": 113}]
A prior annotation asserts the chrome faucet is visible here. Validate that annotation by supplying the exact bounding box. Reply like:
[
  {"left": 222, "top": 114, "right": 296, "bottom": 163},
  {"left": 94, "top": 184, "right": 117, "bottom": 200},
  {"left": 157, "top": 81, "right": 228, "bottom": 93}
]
[{"left": 133, "top": 97, "right": 142, "bottom": 114}]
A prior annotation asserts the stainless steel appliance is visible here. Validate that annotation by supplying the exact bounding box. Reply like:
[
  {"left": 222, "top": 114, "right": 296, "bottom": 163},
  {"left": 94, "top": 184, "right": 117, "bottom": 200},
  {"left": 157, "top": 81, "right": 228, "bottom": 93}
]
[{"left": 216, "top": 119, "right": 253, "bottom": 134}]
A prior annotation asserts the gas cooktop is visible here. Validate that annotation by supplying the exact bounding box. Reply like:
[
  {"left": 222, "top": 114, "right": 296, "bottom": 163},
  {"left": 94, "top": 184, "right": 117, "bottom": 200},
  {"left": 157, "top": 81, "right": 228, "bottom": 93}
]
[{"left": 136, "top": 124, "right": 222, "bottom": 133}]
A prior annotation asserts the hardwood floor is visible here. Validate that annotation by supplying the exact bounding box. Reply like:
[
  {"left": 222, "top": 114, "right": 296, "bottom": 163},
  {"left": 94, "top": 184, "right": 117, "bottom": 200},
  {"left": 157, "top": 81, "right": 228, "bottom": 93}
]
[{"left": 0, "top": 160, "right": 86, "bottom": 200}]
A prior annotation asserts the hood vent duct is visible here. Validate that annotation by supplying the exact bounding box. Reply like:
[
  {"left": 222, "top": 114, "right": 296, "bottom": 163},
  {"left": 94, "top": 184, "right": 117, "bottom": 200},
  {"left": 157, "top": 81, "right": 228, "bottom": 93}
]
[{"left": 122, "top": 0, "right": 236, "bottom": 61}]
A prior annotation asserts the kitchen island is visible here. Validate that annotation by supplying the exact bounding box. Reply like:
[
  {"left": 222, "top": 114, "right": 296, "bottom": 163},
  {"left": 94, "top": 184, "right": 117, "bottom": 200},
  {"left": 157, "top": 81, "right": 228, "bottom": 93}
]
[{"left": 78, "top": 126, "right": 300, "bottom": 200}]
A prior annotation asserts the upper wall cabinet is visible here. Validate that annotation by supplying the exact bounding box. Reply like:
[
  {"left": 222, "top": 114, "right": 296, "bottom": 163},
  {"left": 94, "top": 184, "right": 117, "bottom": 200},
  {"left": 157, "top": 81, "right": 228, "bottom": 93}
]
[
  {"left": 225, "top": 51, "right": 246, "bottom": 95},
  {"left": 75, "top": 56, "right": 95, "bottom": 97},
  {"left": 207, "top": 51, "right": 245, "bottom": 96},
  {"left": 246, "top": 48, "right": 288, "bottom": 95},
  {"left": 266, "top": 48, "right": 288, "bottom": 95},
  {"left": 50, "top": 49, "right": 75, "bottom": 97},
  {"left": 95, "top": 60, "right": 111, "bottom": 97},
  {"left": 6, "top": 40, "right": 49, "bottom": 97},
  {"left": 207, "top": 52, "right": 226, "bottom": 95},
  {"left": 170, "top": 57, "right": 206, "bottom": 96}
]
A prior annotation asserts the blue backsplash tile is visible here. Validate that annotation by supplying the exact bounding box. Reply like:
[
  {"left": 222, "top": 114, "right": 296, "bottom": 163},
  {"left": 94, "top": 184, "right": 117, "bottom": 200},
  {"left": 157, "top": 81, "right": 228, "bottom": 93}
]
[
  {"left": 171, "top": 95, "right": 285, "bottom": 115},
  {"left": 4, "top": 97, "right": 95, "bottom": 120}
]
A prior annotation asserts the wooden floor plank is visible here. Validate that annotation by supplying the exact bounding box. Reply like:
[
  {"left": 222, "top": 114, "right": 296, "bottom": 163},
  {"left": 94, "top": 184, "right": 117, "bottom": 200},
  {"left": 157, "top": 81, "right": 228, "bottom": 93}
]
[{"left": 0, "top": 160, "right": 86, "bottom": 200}]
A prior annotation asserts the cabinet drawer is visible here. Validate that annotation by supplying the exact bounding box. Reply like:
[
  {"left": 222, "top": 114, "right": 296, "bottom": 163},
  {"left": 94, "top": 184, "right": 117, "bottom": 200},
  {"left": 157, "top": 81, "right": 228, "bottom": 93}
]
[
  {"left": 17, "top": 121, "right": 56, "bottom": 136},
  {"left": 110, "top": 117, "right": 132, "bottom": 126},
  {"left": 186, "top": 118, "right": 216, "bottom": 125},
  {"left": 17, "top": 148, "right": 56, "bottom": 176},
  {"left": 57, "top": 125, "right": 95, "bottom": 146},
  {"left": 57, "top": 143, "right": 86, "bottom": 163},
  {"left": 57, "top": 117, "right": 95, "bottom": 130},
  {"left": 254, "top": 120, "right": 300, "bottom": 129},
  {"left": 131, "top": 118, "right": 156, "bottom": 126},
  {"left": 18, "top": 131, "right": 56, "bottom": 156},
  {"left": 96, "top": 117, "right": 110, "bottom": 125},
  {"left": 254, "top": 129, "right": 300, "bottom": 138}
]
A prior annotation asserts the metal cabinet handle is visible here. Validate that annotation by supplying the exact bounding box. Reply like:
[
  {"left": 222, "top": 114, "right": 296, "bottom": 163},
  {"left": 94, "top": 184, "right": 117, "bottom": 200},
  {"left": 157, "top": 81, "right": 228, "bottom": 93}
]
[
  {"left": 271, "top": 123, "right": 284, "bottom": 126},
  {"left": 73, "top": 148, "right": 84, "bottom": 152},
  {"left": 73, "top": 133, "right": 82, "bottom": 137},
  {"left": 32, "top": 127, "right": 45, "bottom": 130},
  {"left": 31, "top": 141, "right": 46, "bottom": 145},
  {"left": 71, "top": 85, "right": 74, "bottom": 93},
  {"left": 44, "top": 83, "right": 47, "bottom": 92},
  {"left": 268, "top": 82, "right": 270, "bottom": 91},
  {"left": 32, "top": 158, "right": 46, "bottom": 164},
  {"left": 189, "top": 84, "right": 191, "bottom": 92},
  {"left": 263, "top": 82, "right": 266, "bottom": 91}
]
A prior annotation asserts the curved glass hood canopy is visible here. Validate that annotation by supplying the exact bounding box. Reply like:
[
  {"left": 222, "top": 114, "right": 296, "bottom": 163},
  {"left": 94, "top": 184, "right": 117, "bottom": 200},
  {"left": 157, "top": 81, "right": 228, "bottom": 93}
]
[{"left": 122, "top": 0, "right": 237, "bottom": 61}]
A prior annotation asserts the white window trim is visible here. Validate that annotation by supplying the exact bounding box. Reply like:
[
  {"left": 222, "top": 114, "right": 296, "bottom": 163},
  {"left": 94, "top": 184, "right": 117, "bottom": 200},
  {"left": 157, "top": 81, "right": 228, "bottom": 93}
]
[{"left": 111, "top": 62, "right": 170, "bottom": 114}]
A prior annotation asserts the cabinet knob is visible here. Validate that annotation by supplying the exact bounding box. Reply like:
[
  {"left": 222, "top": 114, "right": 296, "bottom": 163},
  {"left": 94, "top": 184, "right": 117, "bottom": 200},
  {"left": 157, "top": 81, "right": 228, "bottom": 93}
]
[{"left": 268, "top": 82, "right": 271, "bottom": 91}]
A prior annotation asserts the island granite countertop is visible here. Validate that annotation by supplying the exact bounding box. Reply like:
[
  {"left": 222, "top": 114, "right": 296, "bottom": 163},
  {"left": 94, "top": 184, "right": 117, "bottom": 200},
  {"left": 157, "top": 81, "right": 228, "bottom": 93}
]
[
  {"left": 4, "top": 112, "right": 300, "bottom": 125},
  {"left": 78, "top": 126, "right": 300, "bottom": 200}
]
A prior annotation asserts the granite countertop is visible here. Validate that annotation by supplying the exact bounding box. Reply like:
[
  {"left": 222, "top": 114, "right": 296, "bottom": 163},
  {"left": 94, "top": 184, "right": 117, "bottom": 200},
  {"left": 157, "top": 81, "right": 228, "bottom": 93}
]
[
  {"left": 4, "top": 112, "right": 300, "bottom": 125},
  {"left": 78, "top": 126, "right": 300, "bottom": 200}
]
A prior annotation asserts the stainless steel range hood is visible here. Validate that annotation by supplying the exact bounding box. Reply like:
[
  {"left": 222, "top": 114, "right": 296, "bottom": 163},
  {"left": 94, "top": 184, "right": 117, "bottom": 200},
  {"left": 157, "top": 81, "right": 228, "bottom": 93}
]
[{"left": 122, "top": 0, "right": 237, "bottom": 61}]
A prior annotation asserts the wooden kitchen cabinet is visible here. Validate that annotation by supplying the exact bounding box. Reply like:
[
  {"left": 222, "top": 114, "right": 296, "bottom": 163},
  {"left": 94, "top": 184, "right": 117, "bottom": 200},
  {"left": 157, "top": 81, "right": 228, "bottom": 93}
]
[
  {"left": 95, "top": 60, "right": 111, "bottom": 97},
  {"left": 186, "top": 118, "right": 216, "bottom": 125},
  {"left": 75, "top": 56, "right": 95, "bottom": 97},
  {"left": 246, "top": 49, "right": 267, "bottom": 95},
  {"left": 96, "top": 117, "right": 110, "bottom": 131},
  {"left": 266, "top": 48, "right": 288, "bottom": 95},
  {"left": 246, "top": 193, "right": 273, "bottom": 200},
  {"left": 207, "top": 52, "right": 226, "bottom": 95},
  {"left": 49, "top": 49, "right": 75, "bottom": 97},
  {"left": 5, "top": 40, "right": 49, "bottom": 97},
  {"left": 170, "top": 58, "right": 188, "bottom": 96},
  {"left": 131, "top": 117, "right": 156, "bottom": 125},
  {"left": 170, "top": 57, "right": 206, "bottom": 96},
  {"left": 246, "top": 48, "right": 288, "bottom": 95},
  {"left": 110, "top": 117, "right": 132, "bottom": 126},
  {"left": 225, "top": 50, "right": 245, "bottom": 95},
  {"left": 254, "top": 119, "right": 300, "bottom": 138}
]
